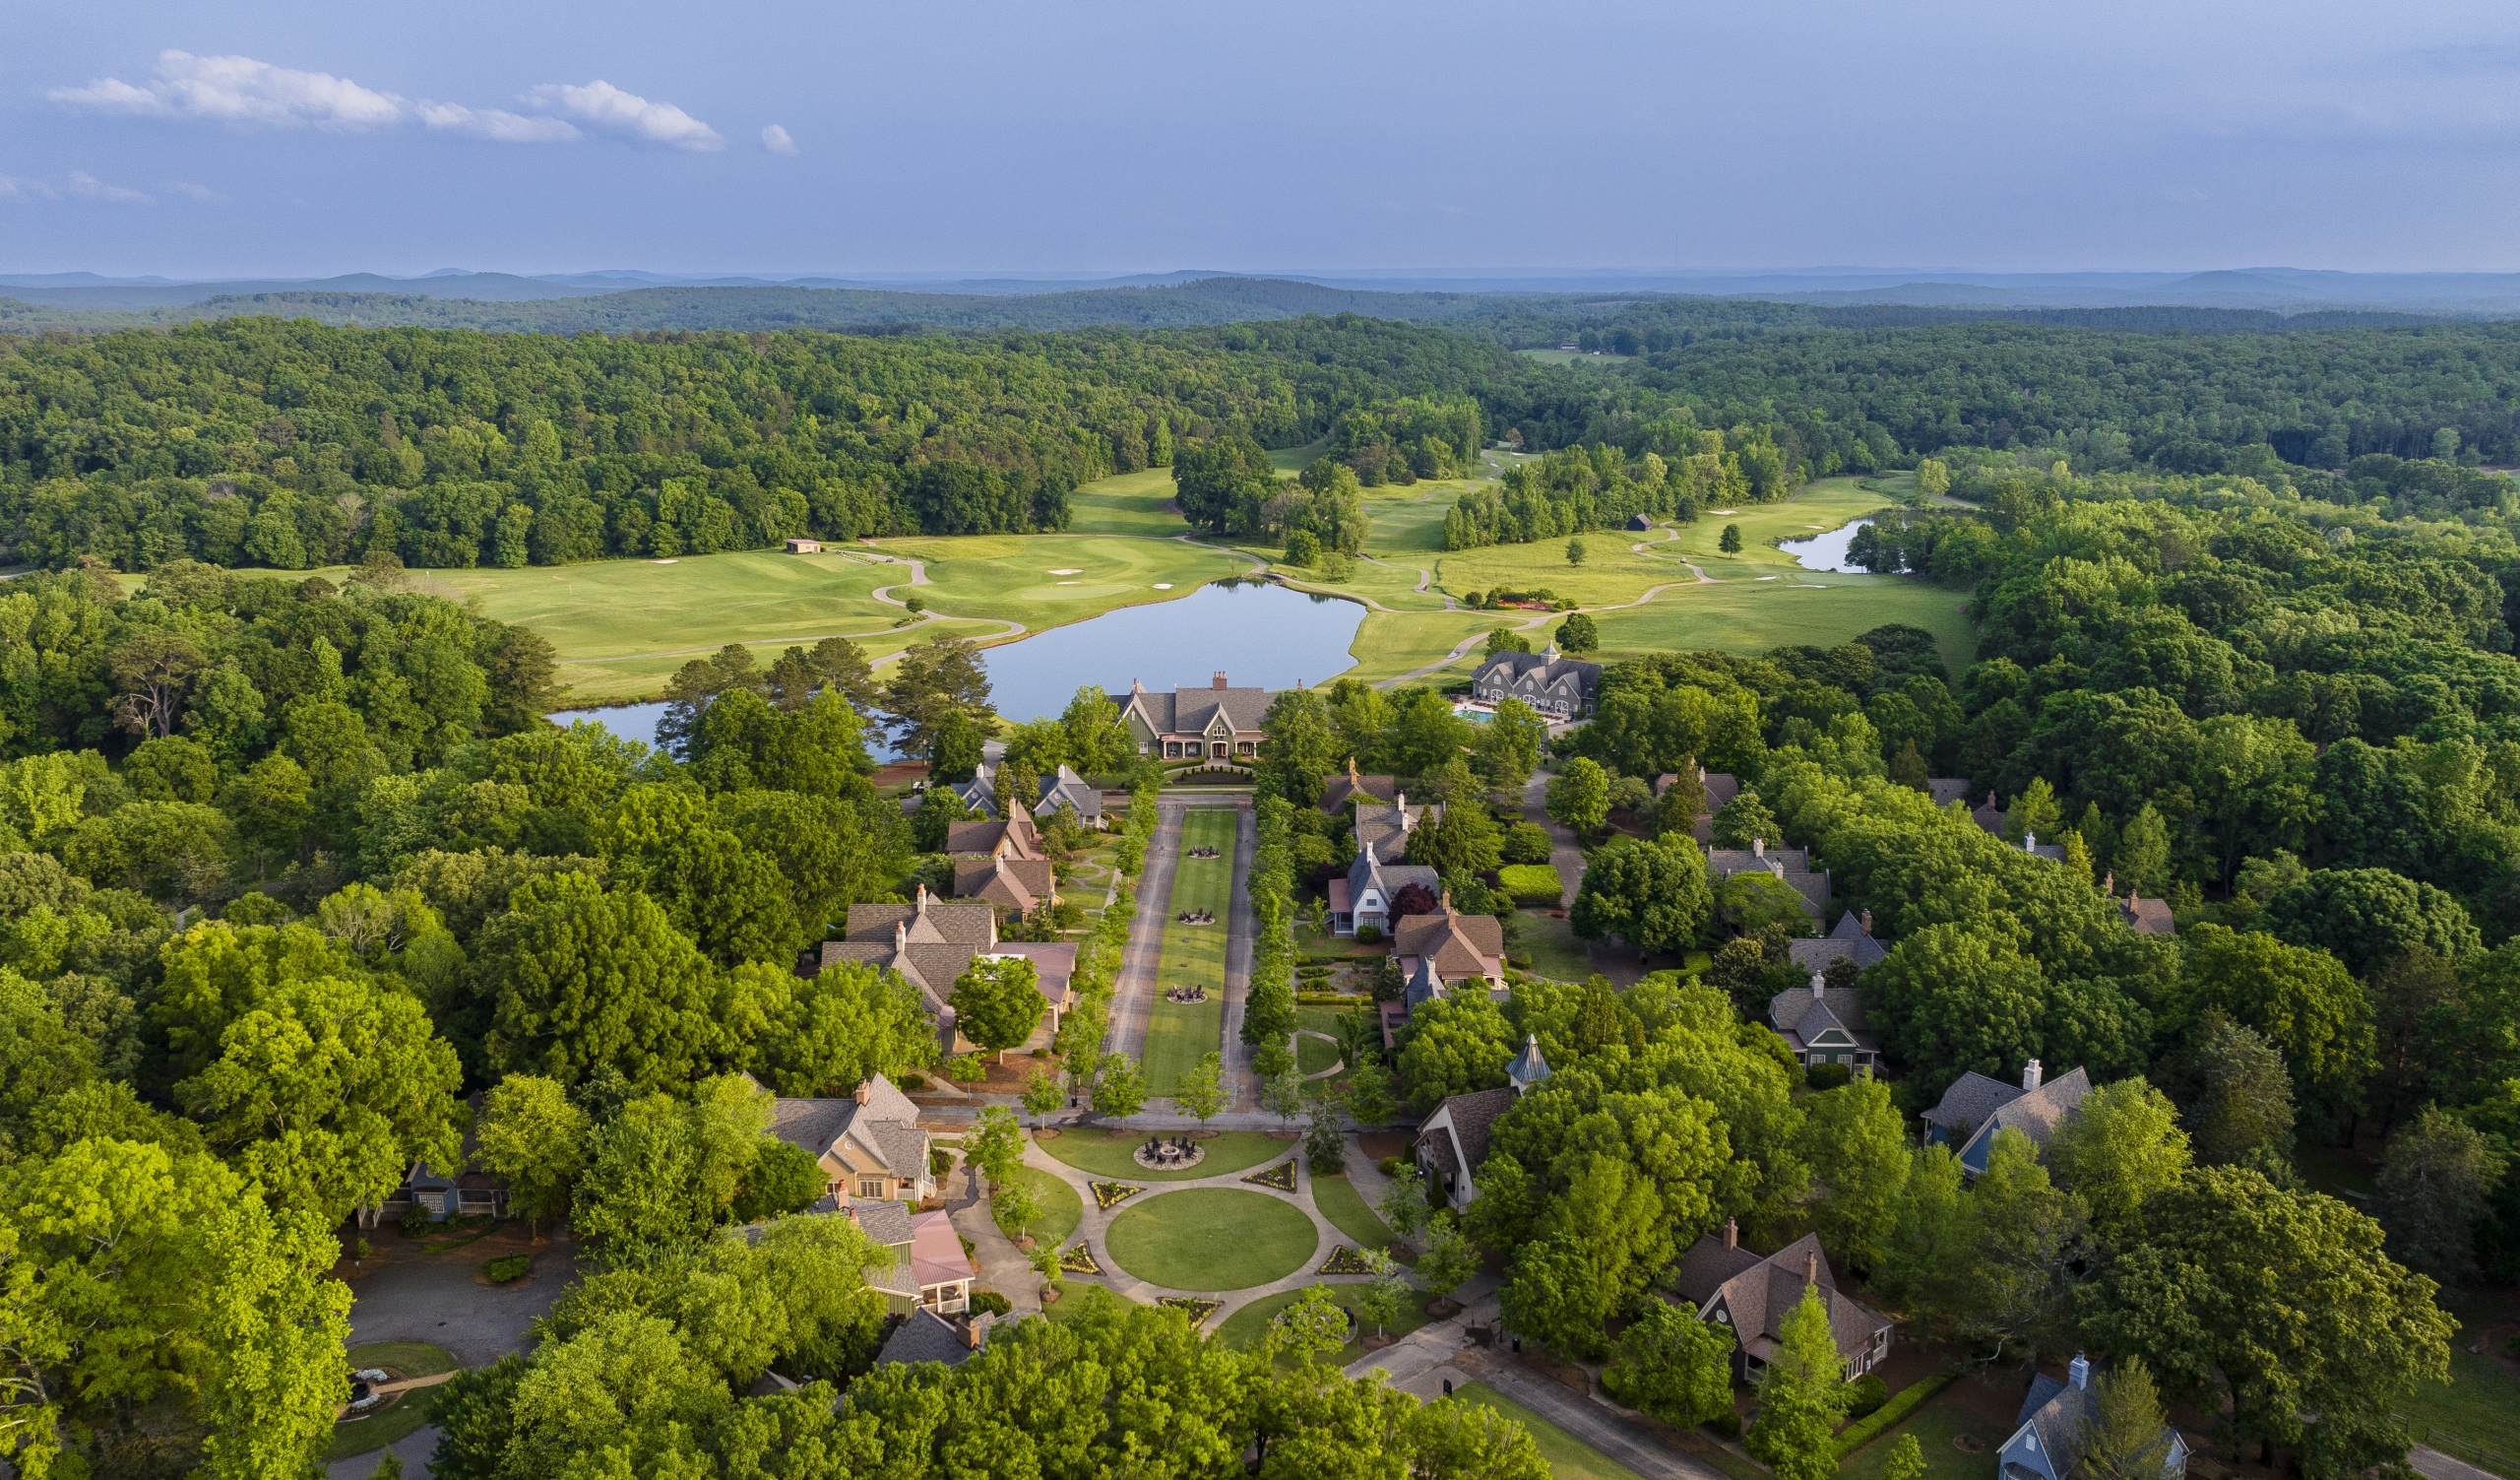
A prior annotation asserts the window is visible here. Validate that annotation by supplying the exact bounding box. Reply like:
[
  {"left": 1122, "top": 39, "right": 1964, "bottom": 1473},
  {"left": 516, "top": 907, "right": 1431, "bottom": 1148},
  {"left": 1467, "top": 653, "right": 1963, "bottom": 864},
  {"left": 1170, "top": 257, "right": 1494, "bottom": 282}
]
[{"left": 858, "top": 1179, "right": 886, "bottom": 1198}]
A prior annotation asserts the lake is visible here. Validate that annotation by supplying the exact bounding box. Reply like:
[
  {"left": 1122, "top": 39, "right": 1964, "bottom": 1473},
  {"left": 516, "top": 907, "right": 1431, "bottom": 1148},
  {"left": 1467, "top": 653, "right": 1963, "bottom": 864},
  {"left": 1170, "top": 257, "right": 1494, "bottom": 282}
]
[
  {"left": 548, "top": 577, "right": 1366, "bottom": 749},
  {"left": 1781, "top": 518, "right": 1874, "bottom": 573}
]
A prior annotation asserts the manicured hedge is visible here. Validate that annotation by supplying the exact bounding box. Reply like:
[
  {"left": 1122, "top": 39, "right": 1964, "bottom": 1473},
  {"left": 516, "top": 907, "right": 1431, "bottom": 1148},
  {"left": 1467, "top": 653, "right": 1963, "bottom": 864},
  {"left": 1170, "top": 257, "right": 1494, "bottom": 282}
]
[
  {"left": 1833, "top": 1373, "right": 1955, "bottom": 1457},
  {"left": 1498, "top": 864, "right": 1565, "bottom": 906}
]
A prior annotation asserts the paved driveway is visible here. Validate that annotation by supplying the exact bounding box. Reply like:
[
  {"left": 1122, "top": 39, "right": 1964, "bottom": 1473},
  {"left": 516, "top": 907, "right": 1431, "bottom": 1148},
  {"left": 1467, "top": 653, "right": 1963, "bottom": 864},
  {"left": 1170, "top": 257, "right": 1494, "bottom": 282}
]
[{"left": 326, "top": 1235, "right": 588, "bottom": 1479}]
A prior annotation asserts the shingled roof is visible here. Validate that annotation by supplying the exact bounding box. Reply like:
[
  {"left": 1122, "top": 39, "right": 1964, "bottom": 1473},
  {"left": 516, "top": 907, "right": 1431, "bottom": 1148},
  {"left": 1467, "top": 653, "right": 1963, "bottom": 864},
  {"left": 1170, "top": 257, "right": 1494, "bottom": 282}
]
[
  {"left": 1671, "top": 1228, "right": 1891, "bottom": 1373},
  {"left": 1418, "top": 1086, "right": 1517, "bottom": 1177},
  {"left": 1704, "top": 839, "right": 1829, "bottom": 916},
  {"left": 1767, "top": 981, "right": 1874, "bottom": 1055},
  {"left": 768, "top": 1075, "right": 927, "bottom": 1177},
  {"left": 1114, "top": 677, "right": 1271, "bottom": 736},
  {"left": 953, "top": 857, "right": 1054, "bottom": 912},
  {"left": 1321, "top": 758, "right": 1399, "bottom": 814},
  {"left": 1392, "top": 902, "right": 1504, "bottom": 984},
  {"left": 877, "top": 1308, "right": 976, "bottom": 1369},
  {"left": 1354, "top": 797, "right": 1436, "bottom": 860},
  {"left": 1787, "top": 908, "right": 1887, "bottom": 974}
]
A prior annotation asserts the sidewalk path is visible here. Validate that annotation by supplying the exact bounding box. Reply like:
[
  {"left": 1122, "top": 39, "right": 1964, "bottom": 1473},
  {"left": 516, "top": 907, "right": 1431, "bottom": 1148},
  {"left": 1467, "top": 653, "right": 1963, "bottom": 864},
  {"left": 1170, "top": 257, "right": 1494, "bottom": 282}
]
[
  {"left": 946, "top": 1157, "right": 1042, "bottom": 1319},
  {"left": 1466, "top": 1355, "right": 1726, "bottom": 1480}
]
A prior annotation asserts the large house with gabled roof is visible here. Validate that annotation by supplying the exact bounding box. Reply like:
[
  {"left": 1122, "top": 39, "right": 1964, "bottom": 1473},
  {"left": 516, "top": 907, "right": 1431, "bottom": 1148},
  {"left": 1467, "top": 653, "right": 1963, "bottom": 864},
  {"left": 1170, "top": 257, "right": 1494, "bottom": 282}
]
[
  {"left": 1670, "top": 1223, "right": 1894, "bottom": 1382},
  {"left": 766, "top": 1073, "right": 935, "bottom": 1205},
  {"left": 807, "top": 887, "right": 1076, "bottom": 1056},
  {"left": 2000, "top": 1354, "right": 2189, "bottom": 1480},
  {"left": 1471, "top": 643, "right": 1602, "bottom": 718},
  {"left": 1768, "top": 976, "right": 1877, "bottom": 1070},
  {"left": 1704, "top": 837, "right": 1829, "bottom": 922},
  {"left": 1329, "top": 839, "right": 1438, "bottom": 937},
  {"left": 1113, "top": 673, "right": 1270, "bottom": 761}
]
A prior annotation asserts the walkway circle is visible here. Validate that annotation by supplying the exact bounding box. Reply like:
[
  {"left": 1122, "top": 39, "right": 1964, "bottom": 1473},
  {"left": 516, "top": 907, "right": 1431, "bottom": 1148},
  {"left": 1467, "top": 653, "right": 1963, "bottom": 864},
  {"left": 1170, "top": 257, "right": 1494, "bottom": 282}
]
[{"left": 1103, "top": 1188, "right": 1319, "bottom": 1292}]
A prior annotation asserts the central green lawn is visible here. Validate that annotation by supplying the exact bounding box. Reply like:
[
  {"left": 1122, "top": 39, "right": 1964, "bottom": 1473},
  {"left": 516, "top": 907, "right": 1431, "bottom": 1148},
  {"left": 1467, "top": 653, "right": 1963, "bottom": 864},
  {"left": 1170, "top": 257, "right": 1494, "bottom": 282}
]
[
  {"left": 1143, "top": 808, "right": 1237, "bottom": 1094},
  {"left": 995, "top": 1164, "right": 1083, "bottom": 1248},
  {"left": 1309, "top": 1171, "right": 1396, "bottom": 1252},
  {"left": 1451, "top": 1382, "right": 1648, "bottom": 1480},
  {"left": 1102, "top": 1188, "right": 1319, "bottom": 1291},
  {"left": 1217, "top": 1281, "right": 1440, "bottom": 1367},
  {"left": 1037, "top": 1128, "right": 1289, "bottom": 1182},
  {"left": 1296, "top": 1032, "right": 1341, "bottom": 1075}
]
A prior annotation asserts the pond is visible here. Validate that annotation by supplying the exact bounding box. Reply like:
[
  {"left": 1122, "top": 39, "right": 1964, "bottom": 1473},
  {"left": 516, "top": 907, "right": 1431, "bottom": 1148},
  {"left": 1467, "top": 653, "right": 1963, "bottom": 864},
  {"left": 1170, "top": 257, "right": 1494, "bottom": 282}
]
[
  {"left": 1781, "top": 517, "right": 1875, "bottom": 573},
  {"left": 548, "top": 577, "right": 1366, "bottom": 749}
]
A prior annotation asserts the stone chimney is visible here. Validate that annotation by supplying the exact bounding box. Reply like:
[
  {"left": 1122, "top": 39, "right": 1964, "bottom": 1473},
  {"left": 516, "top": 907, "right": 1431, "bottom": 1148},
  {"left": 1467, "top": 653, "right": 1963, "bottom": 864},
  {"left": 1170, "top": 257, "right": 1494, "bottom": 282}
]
[
  {"left": 966, "top": 1311, "right": 995, "bottom": 1349},
  {"left": 2024, "top": 831, "right": 2038, "bottom": 852},
  {"left": 1723, "top": 1217, "right": 1737, "bottom": 1251},
  {"left": 1804, "top": 1248, "right": 1819, "bottom": 1286},
  {"left": 2023, "top": 1059, "right": 2045, "bottom": 1091},
  {"left": 1213, "top": 672, "right": 1228, "bottom": 689},
  {"left": 2069, "top": 1352, "right": 2090, "bottom": 1390},
  {"left": 1859, "top": 909, "right": 1874, "bottom": 934},
  {"left": 894, "top": 920, "right": 908, "bottom": 954},
  {"left": 2103, "top": 870, "right": 2114, "bottom": 896}
]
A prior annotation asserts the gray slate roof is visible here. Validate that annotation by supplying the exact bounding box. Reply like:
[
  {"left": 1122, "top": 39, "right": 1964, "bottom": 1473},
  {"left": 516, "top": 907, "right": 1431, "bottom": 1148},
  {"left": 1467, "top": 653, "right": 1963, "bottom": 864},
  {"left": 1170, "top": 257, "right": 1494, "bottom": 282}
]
[
  {"left": 1114, "top": 681, "right": 1270, "bottom": 736},
  {"left": 1956, "top": 1067, "right": 2092, "bottom": 1173},
  {"left": 1429, "top": 1086, "right": 1517, "bottom": 1173},
  {"left": 1922, "top": 1070, "right": 2026, "bottom": 1134},
  {"left": 1354, "top": 799, "right": 1435, "bottom": 859},
  {"left": 1927, "top": 778, "right": 1974, "bottom": 806},
  {"left": 877, "top": 1309, "right": 976, "bottom": 1369},
  {"left": 1767, "top": 984, "right": 1873, "bottom": 1053},
  {"left": 1472, "top": 649, "right": 1603, "bottom": 705},
  {"left": 769, "top": 1075, "right": 926, "bottom": 1175}
]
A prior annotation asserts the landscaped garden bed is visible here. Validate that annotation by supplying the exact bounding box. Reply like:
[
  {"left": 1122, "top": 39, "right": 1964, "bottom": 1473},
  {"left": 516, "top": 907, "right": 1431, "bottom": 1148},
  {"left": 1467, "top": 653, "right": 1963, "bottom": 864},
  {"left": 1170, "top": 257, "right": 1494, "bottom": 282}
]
[
  {"left": 1058, "top": 1243, "right": 1103, "bottom": 1276},
  {"left": 1157, "top": 1296, "right": 1223, "bottom": 1324},
  {"left": 1090, "top": 1181, "right": 1141, "bottom": 1211},
  {"left": 1319, "top": 1245, "right": 1375, "bottom": 1275},
  {"left": 1242, "top": 1160, "right": 1297, "bottom": 1190}
]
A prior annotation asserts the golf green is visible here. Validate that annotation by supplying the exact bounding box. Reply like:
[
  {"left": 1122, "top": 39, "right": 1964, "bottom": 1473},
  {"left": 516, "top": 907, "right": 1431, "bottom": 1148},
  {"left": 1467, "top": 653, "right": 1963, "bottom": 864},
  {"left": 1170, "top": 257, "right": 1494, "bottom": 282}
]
[{"left": 1102, "top": 1188, "right": 1319, "bottom": 1291}]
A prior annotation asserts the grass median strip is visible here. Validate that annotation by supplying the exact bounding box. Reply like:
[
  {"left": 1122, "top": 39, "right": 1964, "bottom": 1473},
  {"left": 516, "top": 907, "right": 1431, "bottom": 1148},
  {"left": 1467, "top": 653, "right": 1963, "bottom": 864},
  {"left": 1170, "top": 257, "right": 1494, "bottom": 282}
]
[{"left": 1142, "top": 808, "right": 1236, "bottom": 1095}]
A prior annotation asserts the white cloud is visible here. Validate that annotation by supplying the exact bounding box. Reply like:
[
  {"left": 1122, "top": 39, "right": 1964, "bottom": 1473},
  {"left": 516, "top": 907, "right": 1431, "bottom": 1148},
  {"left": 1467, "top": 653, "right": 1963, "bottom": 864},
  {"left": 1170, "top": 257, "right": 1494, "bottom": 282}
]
[
  {"left": 51, "top": 50, "right": 406, "bottom": 130},
  {"left": 65, "top": 171, "right": 152, "bottom": 204},
  {"left": 415, "top": 102, "right": 581, "bottom": 144},
  {"left": 168, "top": 182, "right": 229, "bottom": 203},
  {"left": 526, "top": 81, "right": 724, "bottom": 151},
  {"left": 0, "top": 170, "right": 153, "bottom": 204},
  {"left": 761, "top": 123, "right": 797, "bottom": 156}
]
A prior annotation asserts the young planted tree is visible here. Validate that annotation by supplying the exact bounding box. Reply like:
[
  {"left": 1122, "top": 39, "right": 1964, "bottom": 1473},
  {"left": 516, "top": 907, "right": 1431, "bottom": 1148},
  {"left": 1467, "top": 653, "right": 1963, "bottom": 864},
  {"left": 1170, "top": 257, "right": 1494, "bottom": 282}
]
[
  {"left": 1883, "top": 1434, "right": 1928, "bottom": 1480},
  {"left": 1414, "top": 1219, "right": 1479, "bottom": 1304},
  {"left": 1719, "top": 524, "right": 1743, "bottom": 553},
  {"left": 1174, "top": 1050, "right": 1227, "bottom": 1126},
  {"left": 1021, "top": 1066, "right": 1064, "bottom": 1128},
  {"left": 994, "top": 1182, "right": 1043, "bottom": 1245},
  {"left": 1354, "top": 1248, "right": 1412, "bottom": 1337},
  {"left": 966, "top": 1106, "right": 1024, "bottom": 1190},
  {"left": 1377, "top": 1163, "right": 1432, "bottom": 1245},
  {"left": 1261, "top": 1069, "right": 1308, "bottom": 1130},
  {"left": 1746, "top": 1286, "right": 1850, "bottom": 1480},
  {"left": 1092, "top": 1053, "right": 1147, "bottom": 1128}
]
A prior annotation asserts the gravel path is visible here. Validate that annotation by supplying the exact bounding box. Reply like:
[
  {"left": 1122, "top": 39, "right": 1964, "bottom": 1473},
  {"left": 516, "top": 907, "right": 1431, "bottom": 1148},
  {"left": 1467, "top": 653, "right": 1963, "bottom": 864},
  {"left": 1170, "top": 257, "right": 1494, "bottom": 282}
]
[{"left": 1218, "top": 804, "right": 1259, "bottom": 1109}]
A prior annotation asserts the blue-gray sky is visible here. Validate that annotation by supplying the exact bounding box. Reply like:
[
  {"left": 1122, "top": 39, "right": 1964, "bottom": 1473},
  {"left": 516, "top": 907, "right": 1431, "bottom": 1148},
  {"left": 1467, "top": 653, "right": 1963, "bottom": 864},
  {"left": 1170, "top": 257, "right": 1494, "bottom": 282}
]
[{"left": 5, "top": 0, "right": 2517, "bottom": 279}]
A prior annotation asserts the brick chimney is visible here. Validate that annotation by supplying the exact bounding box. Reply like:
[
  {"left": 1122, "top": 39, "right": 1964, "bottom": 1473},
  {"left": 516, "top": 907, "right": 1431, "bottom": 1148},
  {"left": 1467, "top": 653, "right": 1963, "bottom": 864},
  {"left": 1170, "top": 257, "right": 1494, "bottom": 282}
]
[
  {"left": 1212, "top": 672, "right": 1228, "bottom": 689},
  {"left": 853, "top": 1080, "right": 872, "bottom": 1106},
  {"left": 1804, "top": 1248, "right": 1819, "bottom": 1286},
  {"left": 1859, "top": 909, "right": 1874, "bottom": 934},
  {"left": 2023, "top": 1059, "right": 2045, "bottom": 1091},
  {"left": 1723, "top": 1217, "right": 1737, "bottom": 1250},
  {"left": 966, "top": 1311, "right": 995, "bottom": 1349}
]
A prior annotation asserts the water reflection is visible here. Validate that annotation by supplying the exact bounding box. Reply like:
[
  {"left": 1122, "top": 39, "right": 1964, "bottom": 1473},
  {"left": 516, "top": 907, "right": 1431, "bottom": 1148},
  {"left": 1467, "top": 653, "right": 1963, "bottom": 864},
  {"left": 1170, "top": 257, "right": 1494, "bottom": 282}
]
[
  {"left": 1781, "top": 518, "right": 1875, "bottom": 573},
  {"left": 548, "top": 577, "right": 1365, "bottom": 750}
]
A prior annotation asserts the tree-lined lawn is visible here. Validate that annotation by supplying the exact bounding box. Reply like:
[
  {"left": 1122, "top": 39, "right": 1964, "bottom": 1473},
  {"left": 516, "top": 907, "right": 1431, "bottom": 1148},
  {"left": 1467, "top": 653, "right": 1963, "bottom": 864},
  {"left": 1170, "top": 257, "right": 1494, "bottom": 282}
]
[
  {"left": 1036, "top": 1128, "right": 1288, "bottom": 1183},
  {"left": 1142, "top": 807, "right": 1236, "bottom": 1095},
  {"left": 1450, "top": 1382, "right": 1648, "bottom": 1480},
  {"left": 1102, "top": 1188, "right": 1318, "bottom": 1291},
  {"left": 1216, "top": 1282, "right": 1440, "bottom": 1368},
  {"left": 994, "top": 1164, "right": 1083, "bottom": 1247}
]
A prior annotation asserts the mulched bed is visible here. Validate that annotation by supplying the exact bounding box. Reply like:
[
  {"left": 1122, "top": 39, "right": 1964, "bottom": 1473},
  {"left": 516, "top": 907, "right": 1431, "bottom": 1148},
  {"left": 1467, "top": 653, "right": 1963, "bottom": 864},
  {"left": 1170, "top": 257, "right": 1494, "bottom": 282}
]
[
  {"left": 1319, "top": 1245, "right": 1376, "bottom": 1275},
  {"left": 1090, "top": 1182, "right": 1141, "bottom": 1211},
  {"left": 1158, "top": 1296, "right": 1223, "bottom": 1323},
  {"left": 1242, "top": 1160, "right": 1298, "bottom": 1190},
  {"left": 1355, "top": 1131, "right": 1414, "bottom": 1161},
  {"left": 1059, "top": 1243, "right": 1103, "bottom": 1276}
]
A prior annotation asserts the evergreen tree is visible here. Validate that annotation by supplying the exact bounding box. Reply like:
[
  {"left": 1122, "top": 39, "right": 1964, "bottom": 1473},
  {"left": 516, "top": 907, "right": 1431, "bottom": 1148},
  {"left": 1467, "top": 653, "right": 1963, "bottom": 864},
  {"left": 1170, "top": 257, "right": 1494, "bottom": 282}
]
[
  {"left": 2078, "top": 1358, "right": 2174, "bottom": 1480},
  {"left": 1746, "top": 1286, "right": 1848, "bottom": 1480}
]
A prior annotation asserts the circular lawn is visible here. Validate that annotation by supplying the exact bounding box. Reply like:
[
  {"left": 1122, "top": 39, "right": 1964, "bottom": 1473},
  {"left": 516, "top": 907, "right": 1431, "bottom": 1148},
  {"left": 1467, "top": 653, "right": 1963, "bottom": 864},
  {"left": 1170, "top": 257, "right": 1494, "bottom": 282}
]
[{"left": 1103, "top": 1188, "right": 1318, "bottom": 1292}]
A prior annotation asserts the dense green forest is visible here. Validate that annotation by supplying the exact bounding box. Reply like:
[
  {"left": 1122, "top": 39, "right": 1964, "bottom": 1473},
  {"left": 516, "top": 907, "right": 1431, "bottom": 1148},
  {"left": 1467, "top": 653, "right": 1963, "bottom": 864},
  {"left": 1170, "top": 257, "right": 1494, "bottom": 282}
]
[{"left": 0, "top": 315, "right": 1538, "bottom": 568}]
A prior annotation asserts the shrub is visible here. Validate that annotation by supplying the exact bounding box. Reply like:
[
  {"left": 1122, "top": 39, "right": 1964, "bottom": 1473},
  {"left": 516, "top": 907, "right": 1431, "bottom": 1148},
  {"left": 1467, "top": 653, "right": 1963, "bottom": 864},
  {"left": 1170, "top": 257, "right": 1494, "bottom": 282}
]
[
  {"left": 1379, "top": 1156, "right": 1405, "bottom": 1177},
  {"left": 1707, "top": 1410, "right": 1742, "bottom": 1439},
  {"left": 1805, "top": 1062, "right": 1853, "bottom": 1091},
  {"left": 1354, "top": 924, "right": 1382, "bottom": 943},
  {"left": 1497, "top": 864, "right": 1564, "bottom": 906},
  {"left": 1845, "top": 1374, "right": 1889, "bottom": 1419},
  {"left": 483, "top": 1255, "right": 533, "bottom": 1284},
  {"left": 969, "top": 1290, "right": 1013, "bottom": 1318},
  {"left": 1833, "top": 1375, "right": 1955, "bottom": 1457},
  {"left": 398, "top": 1203, "right": 435, "bottom": 1237},
  {"left": 1502, "top": 822, "right": 1554, "bottom": 865}
]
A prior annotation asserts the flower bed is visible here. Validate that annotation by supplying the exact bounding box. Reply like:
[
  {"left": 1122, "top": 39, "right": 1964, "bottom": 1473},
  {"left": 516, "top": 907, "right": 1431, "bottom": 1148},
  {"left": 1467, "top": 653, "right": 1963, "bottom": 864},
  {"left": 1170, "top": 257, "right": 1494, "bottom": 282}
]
[
  {"left": 1090, "top": 1181, "right": 1141, "bottom": 1211},
  {"left": 1319, "top": 1245, "right": 1375, "bottom": 1275},
  {"left": 1059, "top": 1243, "right": 1103, "bottom": 1275},
  {"left": 1243, "top": 1160, "right": 1298, "bottom": 1191},
  {"left": 1158, "top": 1296, "right": 1223, "bottom": 1324}
]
